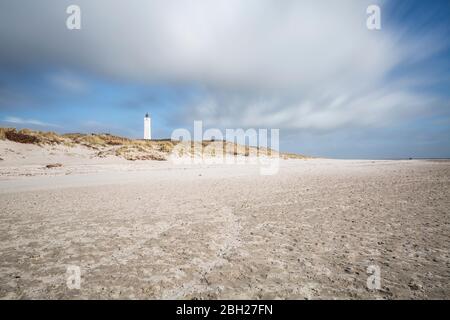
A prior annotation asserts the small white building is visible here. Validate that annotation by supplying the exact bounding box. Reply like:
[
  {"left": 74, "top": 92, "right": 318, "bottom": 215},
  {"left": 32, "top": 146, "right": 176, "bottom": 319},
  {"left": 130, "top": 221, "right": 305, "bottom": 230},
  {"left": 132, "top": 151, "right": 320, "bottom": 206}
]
[{"left": 144, "top": 113, "right": 151, "bottom": 140}]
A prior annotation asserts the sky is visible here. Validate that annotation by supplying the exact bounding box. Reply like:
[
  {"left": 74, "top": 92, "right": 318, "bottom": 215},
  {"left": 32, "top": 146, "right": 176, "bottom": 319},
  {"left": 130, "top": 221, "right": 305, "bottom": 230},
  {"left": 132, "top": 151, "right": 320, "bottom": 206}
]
[{"left": 0, "top": 0, "right": 449, "bottom": 159}]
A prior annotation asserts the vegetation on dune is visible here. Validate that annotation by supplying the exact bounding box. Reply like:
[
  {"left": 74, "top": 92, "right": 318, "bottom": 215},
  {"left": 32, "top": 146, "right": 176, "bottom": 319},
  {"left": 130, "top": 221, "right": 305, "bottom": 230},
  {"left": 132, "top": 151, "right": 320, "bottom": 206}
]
[
  {"left": 281, "top": 152, "right": 308, "bottom": 160},
  {"left": 0, "top": 128, "right": 14, "bottom": 140},
  {"left": 4, "top": 129, "right": 40, "bottom": 144},
  {"left": 0, "top": 127, "right": 308, "bottom": 161}
]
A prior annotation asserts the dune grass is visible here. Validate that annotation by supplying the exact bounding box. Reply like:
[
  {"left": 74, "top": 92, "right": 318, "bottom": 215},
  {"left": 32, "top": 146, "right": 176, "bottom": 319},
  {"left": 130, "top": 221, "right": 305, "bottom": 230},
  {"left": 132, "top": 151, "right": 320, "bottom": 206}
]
[{"left": 0, "top": 127, "right": 308, "bottom": 161}]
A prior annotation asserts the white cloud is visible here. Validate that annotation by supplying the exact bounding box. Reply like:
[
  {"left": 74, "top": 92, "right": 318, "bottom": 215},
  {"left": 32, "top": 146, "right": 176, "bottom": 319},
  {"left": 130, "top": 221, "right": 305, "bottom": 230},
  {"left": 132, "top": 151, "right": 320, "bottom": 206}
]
[
  {"left": 47, "top": 71, "right": 87, "bottom": 93},
  {"left": 0, "top": 0, "right": 446, "bottom": 133},
  {"left": 3, "top": 116, "right": 61, "bottom": 128},
  {"left": 183, "top": 84, "right": 437, "bottom": 132}
]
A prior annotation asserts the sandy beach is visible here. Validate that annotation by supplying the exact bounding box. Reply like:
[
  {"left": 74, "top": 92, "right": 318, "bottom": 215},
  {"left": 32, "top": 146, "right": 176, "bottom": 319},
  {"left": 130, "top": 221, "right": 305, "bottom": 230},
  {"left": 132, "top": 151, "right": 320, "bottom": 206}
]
[{"left": 0, "top": 139, "right": 449, "bottom": 299}]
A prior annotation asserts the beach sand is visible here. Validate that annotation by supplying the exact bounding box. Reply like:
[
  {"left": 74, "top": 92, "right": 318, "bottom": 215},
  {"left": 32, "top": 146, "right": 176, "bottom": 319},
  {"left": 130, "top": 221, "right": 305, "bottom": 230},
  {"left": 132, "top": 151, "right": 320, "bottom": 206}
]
[{"left": 0, "top": 140, "right": 449, "bottom": 299}]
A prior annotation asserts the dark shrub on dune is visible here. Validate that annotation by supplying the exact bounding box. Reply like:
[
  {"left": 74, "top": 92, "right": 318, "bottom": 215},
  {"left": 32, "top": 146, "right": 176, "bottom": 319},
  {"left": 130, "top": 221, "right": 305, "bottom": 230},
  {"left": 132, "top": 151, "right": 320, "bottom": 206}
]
[{"left": 5, "top": 130, "right": 40, "bottom": 144}]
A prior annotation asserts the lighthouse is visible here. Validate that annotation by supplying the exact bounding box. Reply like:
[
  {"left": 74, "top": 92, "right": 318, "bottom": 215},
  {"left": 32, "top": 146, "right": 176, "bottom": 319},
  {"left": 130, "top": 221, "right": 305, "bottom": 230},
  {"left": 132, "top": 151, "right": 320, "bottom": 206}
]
[{"left": 144, "top": 113, "right": 151, "bottom": 140}]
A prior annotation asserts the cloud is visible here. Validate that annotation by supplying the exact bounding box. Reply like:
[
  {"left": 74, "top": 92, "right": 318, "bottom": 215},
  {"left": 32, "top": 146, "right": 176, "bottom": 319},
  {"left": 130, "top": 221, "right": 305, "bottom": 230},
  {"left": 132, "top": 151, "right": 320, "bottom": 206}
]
[
  {"left": 3, "top": 116, "right": 61, "bottom": 128},
  {"left": 1, "top": 0, "right": 400, "bottom": 91},
  {"left": 0, "top": 0, "right": 448, "bottom": 155},
  {"left": 181, "top": 83, "right": 438, "bottom": 133},
  {"left": 47, "top": 71, "right": 88, "bottom": 93}
]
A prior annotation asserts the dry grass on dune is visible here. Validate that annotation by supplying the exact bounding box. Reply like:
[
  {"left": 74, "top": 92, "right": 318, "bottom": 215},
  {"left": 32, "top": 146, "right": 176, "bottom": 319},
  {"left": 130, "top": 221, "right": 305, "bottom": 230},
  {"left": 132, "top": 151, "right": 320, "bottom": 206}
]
[
  {"left": 1, "top": 128, "right": 70, "bottom": 146},
  {"left": 281, "top": 152, "right": 309, "bottom": 160},
  {"left": 0, "top": 127, "right": 308, "bottom": 161}
]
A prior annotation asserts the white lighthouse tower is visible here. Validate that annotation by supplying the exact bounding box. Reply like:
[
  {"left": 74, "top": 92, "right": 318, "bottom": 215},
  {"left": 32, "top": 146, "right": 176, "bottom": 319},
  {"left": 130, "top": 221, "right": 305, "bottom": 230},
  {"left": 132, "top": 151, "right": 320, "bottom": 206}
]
[{"left": 144, "top": 113, "right": 151, "bottom": 140}]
